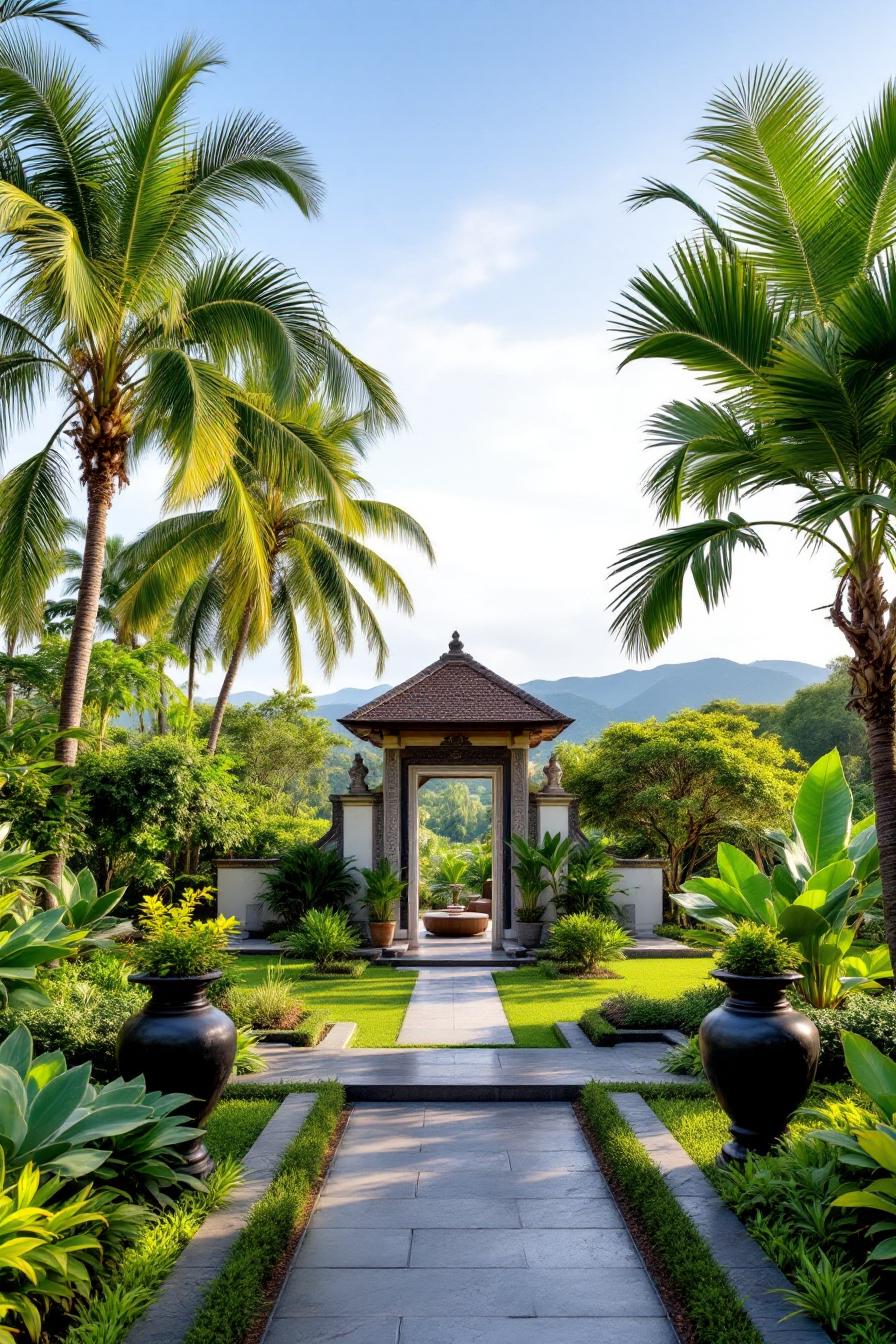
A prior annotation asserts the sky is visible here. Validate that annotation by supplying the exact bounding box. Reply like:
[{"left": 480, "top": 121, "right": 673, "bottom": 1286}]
[{"left": 16, "top": 0, "right": 896, "bottom": 697}]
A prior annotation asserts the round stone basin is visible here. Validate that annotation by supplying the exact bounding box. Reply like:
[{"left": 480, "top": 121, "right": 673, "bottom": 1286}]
[{"left": 422, "top": 911, "right": 489, "bottom": 938}]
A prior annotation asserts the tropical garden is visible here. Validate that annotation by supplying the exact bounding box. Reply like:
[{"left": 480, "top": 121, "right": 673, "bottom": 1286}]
[{"left": 0, "top": 2, "right": 893, "bottom": 1341}]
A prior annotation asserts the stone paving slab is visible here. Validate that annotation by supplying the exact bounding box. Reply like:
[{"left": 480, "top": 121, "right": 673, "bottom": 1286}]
[
  {"left": 241, "top": 1039, "right": 691, "bottom": 1099},
  {"left": 262, "top": 1102, "right": 678, "bottom": 1343},
  {"left": 397, "top": 967, "right": 515, "bottom": 1045}
]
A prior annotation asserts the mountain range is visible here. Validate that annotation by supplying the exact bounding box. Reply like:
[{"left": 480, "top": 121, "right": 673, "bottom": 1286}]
[{"left": 215, "top": 657, "right": 828, "bottom": 745}]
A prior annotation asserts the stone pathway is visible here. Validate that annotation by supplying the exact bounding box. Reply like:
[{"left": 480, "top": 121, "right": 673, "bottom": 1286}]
[
  {"left": 397, "top": 968, "right": 515, "bottom": 1045},
  {"left": 262, "top": 1102, "right": 678, "bottom": 1343}
]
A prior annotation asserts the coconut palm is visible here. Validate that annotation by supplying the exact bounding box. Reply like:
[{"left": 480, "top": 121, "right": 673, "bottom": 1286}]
[
  {"left": 117, "top": 398, "right": 434, "bottom": 753},
  {"left": 44, "top": 532, "right": 134, "bottom": 641},
  {"left": 0, "top": 32, "right": 400, "bottom": 878},
  {"left": 0, "top": 1, "right": 97, "bottom": 44},
  {"left": 609, "top": 65, "right": 896, "bottom": 965}
]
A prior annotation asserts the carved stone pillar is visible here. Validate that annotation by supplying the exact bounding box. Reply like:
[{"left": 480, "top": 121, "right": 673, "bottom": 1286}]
[
  {"left": 509, "top": 747, "right": 530, "bottom": 930},
  {"left": 382, "top": 746, "right": 402, "bottom": 878}
]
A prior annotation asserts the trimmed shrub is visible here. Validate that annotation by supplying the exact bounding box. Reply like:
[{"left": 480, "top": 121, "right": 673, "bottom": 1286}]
[
  {"left": 286, "top": 907, "right": 361, "bottom": 970},
  {"left": 803, "top": 991, "right": 896, "bottom": 1082},
  {"left": 1, "top": 976, "right": 147, "bottom": 1079},
  {"left": 601, "top": 980, "right": 727, "bottom": 1033},
  {"left": 717, "top": 923, "right": 800, "bottom": 977}
]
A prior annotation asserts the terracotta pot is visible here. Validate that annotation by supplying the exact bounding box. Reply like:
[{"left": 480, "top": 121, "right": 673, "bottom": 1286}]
[
  {"left": 699, "top": 969, "right": 819, "bottom": 1163},
  {"left": 368, "top": 920, "right": 396, "bottom": 948},
  {"left": 516, "top": 920, "right": 543, "bottom": 949},
  {"left": 117, "top": 971, "right": 236, "bottom": 1179}
]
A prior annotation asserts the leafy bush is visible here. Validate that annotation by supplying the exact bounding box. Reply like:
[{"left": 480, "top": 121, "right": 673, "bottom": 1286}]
[
  {"left": 717, "top": 922, "right": 801, "bottom": 977},
  {"left": 262, "top": 844, "right": 357, "bottom": 926},
  {"left": 0, "top": 971, "right": 147, "bottom": 1078},
  {"left": 557, "top": 836, "right": 620, "bottom": 917},
  {"left": 546, "top": 913, "right": 631, "bottom": 972},
  {"left": 805, "top": 992, "right": 896, "bottom": 1082},
  {"left": 225, "top": 967, "right": 303, "bottom": 1030},
  {"left": 662, "top": 1035, "right": 704, "bottom": 1075},
  {"left": 601, "top": 979, "right": 727, "bottom": 1032},
  {"left": 131, "top": 888, "right": 237, "bottom": 977},
  {"left": 286, "top": 907, "right": 361, "bottom": 969},
  {"left": 233, "top": 1026, "right": 266, "bottom": 1075}
]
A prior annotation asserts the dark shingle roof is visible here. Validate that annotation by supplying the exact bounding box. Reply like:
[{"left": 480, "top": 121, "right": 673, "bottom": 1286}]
[{"left": 339, "top": 633, "right": 573, "bottom": 744}]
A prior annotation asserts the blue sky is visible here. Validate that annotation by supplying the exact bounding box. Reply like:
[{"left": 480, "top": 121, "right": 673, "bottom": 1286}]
[{"left": 27, "top": 0, "right": 896, "bottom": 694}]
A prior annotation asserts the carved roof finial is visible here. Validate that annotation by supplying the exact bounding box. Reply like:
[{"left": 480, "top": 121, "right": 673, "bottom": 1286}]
[{"left": 448, "top": 630, "right": 464, "bottom": 655}]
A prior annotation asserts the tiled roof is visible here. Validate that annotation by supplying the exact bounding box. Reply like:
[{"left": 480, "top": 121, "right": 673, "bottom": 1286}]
[{"left": 339, "top": 633, "right": 573, "bottom": 736}]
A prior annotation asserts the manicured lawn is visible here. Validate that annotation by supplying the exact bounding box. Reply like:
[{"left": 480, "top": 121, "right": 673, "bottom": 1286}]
[
  {"left": 231, "top": 956, "right": 417, "bottom": 1046},
  {"left": 206, "top": 1098, "right": 280, "bottom": 1163},
  {"left": 494, "top": 960, "right": 715, "bottom": 1046},
  {"left": 649, "top": 1094, "right": 729, "bottom": 1169}
]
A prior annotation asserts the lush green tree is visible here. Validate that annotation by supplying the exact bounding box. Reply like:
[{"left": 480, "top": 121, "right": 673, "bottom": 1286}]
[
  {"left": 558, "top": 709, "right": 802, "bottom": 893},
  {"left": 419, "top": 780, "right": 491, "bottom": 843},
  {"left": 118, "top": 400, "right": 432, "bottom": 754},
  {"left": 0, "top": 32, "right": 398, "bottom": 883},
  {"left": 778, "top": 666, "right": 868, "bottom": 775},
  {"left": 608, "top": 66, "right": 896, "bottom": 964},
  {"left": 701, "top": 698, "right": 784, "bottom": 738}
]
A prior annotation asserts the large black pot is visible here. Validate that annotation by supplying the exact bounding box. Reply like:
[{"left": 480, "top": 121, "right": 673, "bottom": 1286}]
[
  {"left": 117, "top": 971, "right": 237, "bottom": 1179},
  {"left": 699, "top": 969, "right": 819, "bottom": 1164}
]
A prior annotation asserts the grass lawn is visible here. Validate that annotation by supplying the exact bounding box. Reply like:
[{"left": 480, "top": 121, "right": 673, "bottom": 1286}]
[
  {"left": 231, "top": 956, "right": 417, "bottom": 1046},
  {"left": 494, "top": 960, "right": 715, "bottom": 1046},
  {"left": 649, "top": 1094, "right": 730, "bottom": 1170}
]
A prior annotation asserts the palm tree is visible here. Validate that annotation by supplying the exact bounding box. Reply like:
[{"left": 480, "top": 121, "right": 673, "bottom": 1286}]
[
  {"left": 117, "top": 399, "right": 433, "bottom": 754},
  {"left": 0, "top": 33, "right": 400, "bottom": 879},
  {"left": 44, "top": 533, "right": 133, "bottom": 641},
  {"left": 608, "top": 65, "right": 896, "bottom": 965},
  {"left": 0, "top": 1, "right": 97, "bottom": 44}
]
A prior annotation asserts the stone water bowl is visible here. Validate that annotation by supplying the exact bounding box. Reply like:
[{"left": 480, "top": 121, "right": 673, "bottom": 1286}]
[{"left": 422, "top": 910, "right": 489, "bottom": 938}]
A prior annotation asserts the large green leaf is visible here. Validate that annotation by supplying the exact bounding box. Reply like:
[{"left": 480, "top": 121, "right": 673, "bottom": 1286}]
[
  {"left": 841, "top": 1031, "right": 896, "bottom": 1118},
  {"left": 792, "top": 749, "right": 852, "bottom": 869}
]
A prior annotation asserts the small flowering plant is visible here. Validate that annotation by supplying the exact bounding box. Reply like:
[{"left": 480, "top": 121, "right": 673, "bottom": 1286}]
[{"left": 131, "top": 887, "right": 239, "bottom": 978}]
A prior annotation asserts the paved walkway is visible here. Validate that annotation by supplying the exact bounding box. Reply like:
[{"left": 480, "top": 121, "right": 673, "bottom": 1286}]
[
  {"left": 262, "top": 1101, "right": 677, "bottom": 1343},
  {"left": 397, "top": 968, "right": 515, "bottom": 1045},
  {"left": 242, "top": 1038, "right": 685, "bottom": 1098}
]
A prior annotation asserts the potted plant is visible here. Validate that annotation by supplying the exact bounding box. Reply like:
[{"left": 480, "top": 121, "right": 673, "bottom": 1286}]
[
  {"left": 117, "top": 888, "right": 239, "bottom": 1177},
  {"left": 430, "top": 852, "right": 471, "bottom": 910},
  {"left": 465, "top": 841, "right": 493, "bottom": 916},
  {"left": 699, "top": 923, "right": 820, "bottom": 1164},
  {"left": 360, "top": 858, "right": 405, "bottom": 948},
  {"left": 509, "top": 833, "right": 548, "bottom": 948}
]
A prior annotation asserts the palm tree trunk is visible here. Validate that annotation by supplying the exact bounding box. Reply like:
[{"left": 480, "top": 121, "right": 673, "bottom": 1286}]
[
  {"left": 45, "top": 468, "right": 113, "bottom": 887},
  {"left": 206, "top": 601, "right": 253, "bottom": 755},
  {"left": 4, "top": 632, "right": 15, "bottom": 727},
  {"left": 832, "top": 569, "right": 896, "bottom": 968},
  {"left": 187, "top": 646, "right": 196, "bottom": 714}
]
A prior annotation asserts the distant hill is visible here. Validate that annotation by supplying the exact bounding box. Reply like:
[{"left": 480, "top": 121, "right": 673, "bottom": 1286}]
[{"left": 297, "top": 656, "right": 829, "bottom": 745}]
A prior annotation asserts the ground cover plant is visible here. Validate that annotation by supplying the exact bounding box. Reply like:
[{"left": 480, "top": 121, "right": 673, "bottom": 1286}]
[
  {"left": 495, "top": 959, "right": 712, "bottom": 1047},
  {"left": 648, "top": 1079, "right": 896, "bottom": 1342},
  {"left": 232, "top": 956, "right": 417, "bottom": 1046}
]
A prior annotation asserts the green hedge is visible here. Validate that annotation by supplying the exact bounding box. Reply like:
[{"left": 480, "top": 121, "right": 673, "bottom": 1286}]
[
  {"left": 599, "top": 981, "right": 727, "bottom": 1033},
  {"left": 578, "top": 1083, "right": 762, "bottom": 1344},
  {"left": 578, "top": 1009, "right": 618, "bottom": 1045},
  {"left": 182, "top": 1082, "right": 344, "bottom": 1344},
  {"left": 254, "top": 1012, "right": 326, "bottom": 1047}
]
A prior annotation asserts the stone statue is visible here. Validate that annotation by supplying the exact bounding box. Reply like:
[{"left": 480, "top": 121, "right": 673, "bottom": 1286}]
[
  {"left": 541, "top": 753, "right": 563, "bottom": 794},
  {"left": 348, "top": 752, "right": 370, "bottom": 794}
]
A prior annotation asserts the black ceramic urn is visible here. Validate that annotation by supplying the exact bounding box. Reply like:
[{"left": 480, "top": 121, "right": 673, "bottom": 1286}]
[
  {"left": 117, "top": 970, "right": 237, "bottom": 1178},
  {"left": 699, "top": 969, "right": 820, "bottom": 1164}
]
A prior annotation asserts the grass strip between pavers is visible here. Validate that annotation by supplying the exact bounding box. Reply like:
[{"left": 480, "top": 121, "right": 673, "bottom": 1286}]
[
  {"left": 577, "top": 1082, "right": 763, "bottom": 1344},
  {"left": 181, "top": 1081, "right": 345, "bottom": 1344}
]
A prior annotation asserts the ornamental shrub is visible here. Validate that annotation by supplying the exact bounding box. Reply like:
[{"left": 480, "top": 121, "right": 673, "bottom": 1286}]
[
  {"left": 226, "top": 967, "right": 304, "bottom": 1030},
  {"left": 262, "top": 844, "right": 357, "bottom": 926},
  {"left": 0, "top": 975, "right": 147, "bottom": 1078},
  {"left": 286, "top": 907, "right": 361, "bottom": 969},
  {"left": 546, "top": 913, "right": 631, "bottom": 972},
  {"left": 801, "top": 990, "right": 896, "bottom": 1082},
  {"left": 601, "top": 980, "right": 727, "bottom": 1032},
  {"left": 717, "top": 923, "right": 801, "bottom": 977},
  {"left": 131, "top": 887, "right": 237, "bottom": 977}
]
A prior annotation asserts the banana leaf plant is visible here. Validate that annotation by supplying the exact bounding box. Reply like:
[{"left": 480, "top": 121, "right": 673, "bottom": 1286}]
[
  {"left": 811, "top": 1031, "right": 896, "bottom": 1262},
  {"left": 672, "top": 750, "right": 892, "bottom": 1007}
]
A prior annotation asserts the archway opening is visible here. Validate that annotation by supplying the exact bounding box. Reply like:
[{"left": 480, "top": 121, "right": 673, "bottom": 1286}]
[{"left": 415, "top": 773, "right": 497, "bottom": 946}]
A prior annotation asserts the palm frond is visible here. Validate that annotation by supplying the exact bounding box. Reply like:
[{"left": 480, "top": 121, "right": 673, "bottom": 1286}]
[
  {"left": 626, "top": 178, "right": 737, "bottom": 255},
  {"left": 138, "top": 347, "right": 238, "bottom": 502},
  {"left": 115, "top": 512, "right": 223, "bottom": 634},
  {"left": 609, "top": 514, "right": 766, "bottom": 658},
  {"left": 0, "top": 435, "right": 70, "bottom": 638},
  {"left": 0, "top": 0, "right": 99, "bottom": 45},
  {"left": 321, "top": 335, "right": 405, "bottom": 430},
  {"left": 612, "top": 239, "right": 788, "bottom": 390},
  {"left": 642, "top": 399, "right": 760, "bottom": 521},
  {"left": 692, "top": 63, "right": 851, "bottom": 309},
  {"left": 842, "top": 80, "right": 896, "bottom": 271}
]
